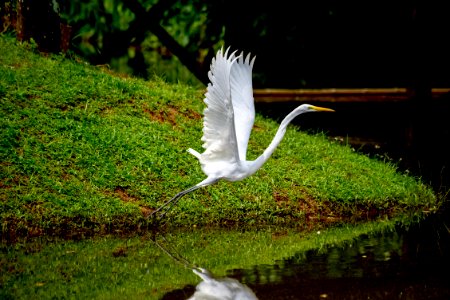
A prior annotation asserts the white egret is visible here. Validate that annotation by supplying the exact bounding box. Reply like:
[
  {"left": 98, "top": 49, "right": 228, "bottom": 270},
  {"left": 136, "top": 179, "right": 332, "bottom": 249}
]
[{"left": 151, "top": 47, "right": 334, "bottom": 217}]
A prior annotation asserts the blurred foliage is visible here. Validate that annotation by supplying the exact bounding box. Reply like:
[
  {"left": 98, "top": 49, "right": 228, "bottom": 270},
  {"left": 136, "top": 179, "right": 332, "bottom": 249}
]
[
  {"left": 58, "top": 0, "right": 221, "bottom": 86},
  {"left": 62, "top": 0, "right": 135, "bottom": 53},
  {"left": 3, "top": 0, "right": 450, "bottom": 87}
]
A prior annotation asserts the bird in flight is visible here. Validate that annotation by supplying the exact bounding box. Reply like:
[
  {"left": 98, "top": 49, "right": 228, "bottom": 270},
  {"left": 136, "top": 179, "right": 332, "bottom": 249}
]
[{"left": 151, "top": 47, "right": 334, "bottom": 217}]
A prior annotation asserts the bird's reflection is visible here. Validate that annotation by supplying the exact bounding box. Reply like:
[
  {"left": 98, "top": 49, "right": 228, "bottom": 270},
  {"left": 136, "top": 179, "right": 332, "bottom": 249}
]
[
  {"left": 188, "top": 267, "right": 257, "bottom": 300},
  {"left": 152, "top": 234, "right": 258, "bottom": 300}
]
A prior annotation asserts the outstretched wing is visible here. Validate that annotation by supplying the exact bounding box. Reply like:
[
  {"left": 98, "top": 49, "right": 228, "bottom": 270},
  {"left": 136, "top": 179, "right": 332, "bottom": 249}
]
[
  {"left": 201, "top": 48, "right": 240, "bottom": 163},
  {"left": 230, "top": 52, "right": 256, "bottom": 161}
]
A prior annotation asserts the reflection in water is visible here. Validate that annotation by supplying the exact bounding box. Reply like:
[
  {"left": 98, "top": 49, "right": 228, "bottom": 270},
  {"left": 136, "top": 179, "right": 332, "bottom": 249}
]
[
  {"left": 153, "top": 234, "right": 258, "bottom": 300},
  {"left": 188, "top": 267, "right": 257, "bottom": 300},
  {"left": 156, "top": 209, "right": 449, "bottom": 299},
  {"left": 2, "top": 218, "right": 447, "bottom": 298},
  {"left": 160, "top": 210, "right": 449, "bottom": 299},
  {"left": 232, "top": 212, "right": 450, "bottom": 299}
]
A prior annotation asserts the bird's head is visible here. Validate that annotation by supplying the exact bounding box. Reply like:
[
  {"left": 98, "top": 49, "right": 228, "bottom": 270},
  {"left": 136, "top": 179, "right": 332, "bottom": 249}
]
[
  {"left": 299, "top": 104, "right": 335, "bottom": 113},
  {"left": 283, "top": 104, "right": 335, "bottom": 125}
]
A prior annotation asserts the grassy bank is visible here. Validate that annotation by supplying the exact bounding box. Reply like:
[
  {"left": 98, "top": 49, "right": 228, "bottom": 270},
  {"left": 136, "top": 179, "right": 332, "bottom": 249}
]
[{"left": 0, "top": 35, "right": 438, "bottom": 240}]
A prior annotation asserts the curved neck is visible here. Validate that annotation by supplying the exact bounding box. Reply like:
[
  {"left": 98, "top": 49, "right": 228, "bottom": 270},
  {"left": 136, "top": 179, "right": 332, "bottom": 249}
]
[{"left": 249, "top": 107, "right": 309, "bottom": 174}]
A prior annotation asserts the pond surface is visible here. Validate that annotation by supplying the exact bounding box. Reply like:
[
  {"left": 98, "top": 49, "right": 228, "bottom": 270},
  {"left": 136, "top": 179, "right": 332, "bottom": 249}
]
[
  {"left": 163, "top": 212, "right": 450, "bottom": 300},
  {"left": 250, "top": 218, "right": 449, "bottom": 299},
  {"left": 3, "top": 211, "right": 448, "bottom": 299}
]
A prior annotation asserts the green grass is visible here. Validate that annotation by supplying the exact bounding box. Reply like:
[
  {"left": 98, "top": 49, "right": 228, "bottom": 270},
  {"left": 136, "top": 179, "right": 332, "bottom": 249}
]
[{"left": 0, "top": 35, "right": 439, "bottom": 239}]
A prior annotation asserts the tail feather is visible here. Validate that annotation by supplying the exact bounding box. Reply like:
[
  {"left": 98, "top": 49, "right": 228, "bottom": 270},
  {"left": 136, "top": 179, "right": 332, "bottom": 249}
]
[{"left": 187, "top": 148, "right": 201, "bottom": 159}]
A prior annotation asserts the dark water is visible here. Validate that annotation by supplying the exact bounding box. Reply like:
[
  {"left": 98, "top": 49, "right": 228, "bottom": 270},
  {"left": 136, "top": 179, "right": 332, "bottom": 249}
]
[
  {"left": 164, "top": 210, "right": 449, "bottom": 299},
  {"left": 238, "top": 211, "right": 450, "bottom": 299}
]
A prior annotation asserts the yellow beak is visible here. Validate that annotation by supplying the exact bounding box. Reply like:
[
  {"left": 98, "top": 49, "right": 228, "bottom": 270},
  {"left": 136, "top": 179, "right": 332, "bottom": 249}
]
[{"left": 310, "top": 105, "right": 335, "bottom": 112}]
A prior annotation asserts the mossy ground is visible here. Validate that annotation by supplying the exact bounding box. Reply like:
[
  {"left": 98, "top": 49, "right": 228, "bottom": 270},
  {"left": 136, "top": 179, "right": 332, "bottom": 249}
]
[{"left": 0, "top": 35, "right": 439, "bottom": 241}]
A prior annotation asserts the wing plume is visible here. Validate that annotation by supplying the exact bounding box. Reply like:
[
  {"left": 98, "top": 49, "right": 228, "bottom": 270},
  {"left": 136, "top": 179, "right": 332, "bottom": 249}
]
[
  {"left": 200, "top": 48, "right": 256, "bottom": 164},
  {"left": 201, "top": 48, "right": 240, "bottom": 163},
  {"left": 230, "top": 51, "right": 256, "bottom": 160}
]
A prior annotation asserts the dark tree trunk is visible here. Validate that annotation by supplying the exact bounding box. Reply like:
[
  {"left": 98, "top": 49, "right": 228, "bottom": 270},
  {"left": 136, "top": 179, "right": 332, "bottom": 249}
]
[{"left": 15, "top": 0, "right": 63, "bottom": 53}]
